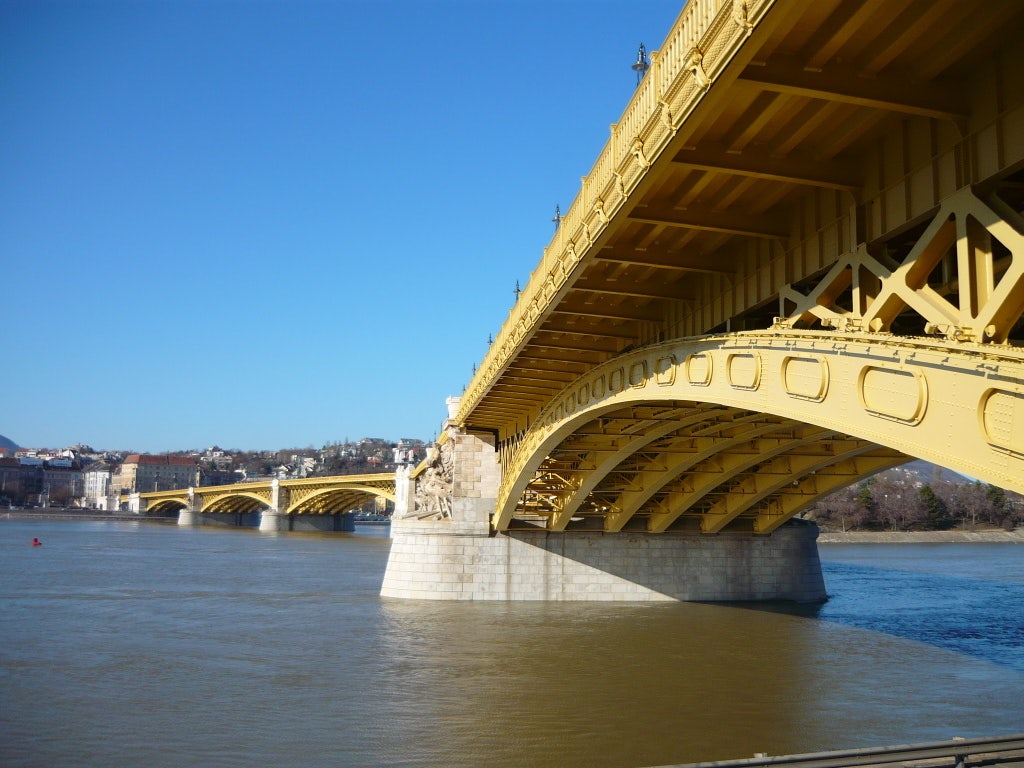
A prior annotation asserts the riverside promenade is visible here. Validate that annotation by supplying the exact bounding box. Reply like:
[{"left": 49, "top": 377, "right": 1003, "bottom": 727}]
[{"left": 2, "top": 508, "right": 175, "bottom": 523}]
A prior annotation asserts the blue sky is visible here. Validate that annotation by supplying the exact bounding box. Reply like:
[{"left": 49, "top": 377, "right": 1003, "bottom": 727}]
[{"left": 1, "top": 0, "right": 682, "bottom": 453}]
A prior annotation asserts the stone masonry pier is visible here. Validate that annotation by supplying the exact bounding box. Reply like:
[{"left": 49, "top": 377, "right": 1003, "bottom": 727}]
[
  {"left": 381, "top": 517, "right": 825, "bottom": 602},
  {"left": 380, "top": 408, "right": 827, "bottom": 603}
]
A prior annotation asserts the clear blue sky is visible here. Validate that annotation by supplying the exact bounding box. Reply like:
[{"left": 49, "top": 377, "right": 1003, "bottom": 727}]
[{"left": 1, "top": 0, "right": 683, "bottom": 453}]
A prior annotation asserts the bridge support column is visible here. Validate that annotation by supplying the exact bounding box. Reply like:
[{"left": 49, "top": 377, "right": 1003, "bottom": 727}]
[
  {"left": 382, "top": 519, "right": 826, "bottom": 602},
  {"left": 393, "top": 465, "right": 415, "bottom": 518},
  {"left": 450, "top": 427, "right": 499, "bottom": 526},
  {"left": 178, "top": 488, "right": 202, "bottom": 526},
  {"left": 258, "top": 479, "right": 291, "bottom": 532},
  {"left": 338, "top": 511, "right": 356, "bottom": 533}
]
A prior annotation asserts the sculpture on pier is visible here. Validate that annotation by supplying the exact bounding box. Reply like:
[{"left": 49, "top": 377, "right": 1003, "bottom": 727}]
[{"left": 408, "top": 430, "right": 455, "bottom": 520}]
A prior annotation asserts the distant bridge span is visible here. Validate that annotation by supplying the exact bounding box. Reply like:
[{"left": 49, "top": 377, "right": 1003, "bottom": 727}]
[{"left": 128, "top": 474, "right": 396, "bottom": 531}]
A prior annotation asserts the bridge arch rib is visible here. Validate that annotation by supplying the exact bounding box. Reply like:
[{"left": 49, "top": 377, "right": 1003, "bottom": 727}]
[
  {"left": 145, "top": 498, "right": 189, "bottom": 515},
  {"left": 202, "top": 491, "right": 270, "bottom": 515},
  {"left": 494, "top": 331, "right": 1024, "bottom": 534},
  {"left": 282, "top": 484, "right": 397, "bottom": 514}
]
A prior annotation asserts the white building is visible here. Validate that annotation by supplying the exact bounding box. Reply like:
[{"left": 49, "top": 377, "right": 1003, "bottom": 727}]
[{"left": 83, "top": 462, "right": 116, "bottom": 510}]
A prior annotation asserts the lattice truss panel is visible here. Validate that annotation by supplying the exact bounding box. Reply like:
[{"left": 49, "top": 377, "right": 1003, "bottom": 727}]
[
  {"left": 512, "top": 402, "right": 903, "bottom": 535},
  {"left": 777, "top": 188, "right": 1024, "bottom": 343}
]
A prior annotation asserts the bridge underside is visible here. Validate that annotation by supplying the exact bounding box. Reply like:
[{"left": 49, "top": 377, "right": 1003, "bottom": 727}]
[
  {"left": 391, "top": 0, "right": 1024, "bottom": 601},
  {"left": 145, "top": 499, "right": 189, "bottom": 515},
  {"left": 510, "top": 402, "right": 904, "bottom": 535},
  {"left": 493, "top": 331, "right": 1024, "bottom": 533}
]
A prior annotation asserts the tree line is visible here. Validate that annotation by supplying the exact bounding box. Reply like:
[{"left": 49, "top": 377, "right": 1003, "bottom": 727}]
[{"left": 811, "top": 468, "right": 1023, "bottom": 532}]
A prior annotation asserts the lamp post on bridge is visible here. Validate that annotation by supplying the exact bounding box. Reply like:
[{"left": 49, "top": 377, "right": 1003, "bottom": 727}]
[{"left": 632, "top": 43, "right": 649, "bottom": 86}]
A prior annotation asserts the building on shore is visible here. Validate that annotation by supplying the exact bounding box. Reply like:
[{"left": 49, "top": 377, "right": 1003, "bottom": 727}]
[
  {"left": 112, "top": 454, "right": 198, "bottom": 496},
  {"left": 83, "top": 461, "right": 119, "bottom": 510},
  {"left": 0, "top": 456, "right": 83, "bottom": 507}
]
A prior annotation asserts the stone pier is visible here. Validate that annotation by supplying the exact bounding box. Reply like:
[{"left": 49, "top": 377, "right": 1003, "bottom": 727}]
[
  {"left": 381, "top": 405, "right": 826, "bottom": 603},
  {"left": 258, "top": 479, "right": 289, "bottom": 532},
  {"left": 381, "top": 517, "right": 825, "bottom": 602},
  {"left": 177, "top": 488, "right": 202, "bottom": 526}
]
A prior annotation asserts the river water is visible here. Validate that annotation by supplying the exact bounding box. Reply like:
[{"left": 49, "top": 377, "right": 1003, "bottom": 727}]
[{"left": 1, "top": 520, "right": 1022, "bottom": 768}]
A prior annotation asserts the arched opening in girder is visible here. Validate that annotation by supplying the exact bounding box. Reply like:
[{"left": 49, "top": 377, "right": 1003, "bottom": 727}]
[
  {"left": 501, "top": 399, "right": 907, "bottom": 535},
  {"left": 284, "top": 486, "right": 396, "bottom": 516},
  {"left": 144, "top": 499, "right": 187, "bottom": 518},
  {"left": 202, "top": 492, "right": 268, "bottom": 516}
]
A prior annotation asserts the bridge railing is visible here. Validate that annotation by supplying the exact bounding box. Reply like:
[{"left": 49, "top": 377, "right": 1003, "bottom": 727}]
[
  {"left": 457, "top": 0, "right": 752, "bottom": 424},
  {"left": 652, "top": 734, "right": 1024, "bottom": 768}
]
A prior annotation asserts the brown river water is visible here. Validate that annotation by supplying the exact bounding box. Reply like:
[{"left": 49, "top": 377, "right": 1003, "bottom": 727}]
[{"left": 1, "top": 520, "right": 1022, "bottom": 768}]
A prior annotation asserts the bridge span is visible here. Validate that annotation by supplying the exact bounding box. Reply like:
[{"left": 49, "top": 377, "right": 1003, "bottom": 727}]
[
  {"left": 127, "top": 473, "right": 396, "bottom": 532},
  {"left": 381, "top": 0, "right": 1024, "bottom": 602}
]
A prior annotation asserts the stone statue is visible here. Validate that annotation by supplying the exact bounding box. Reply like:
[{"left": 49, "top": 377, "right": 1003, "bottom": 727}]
[{"left": 407, "top": 429, "right": 455, "bottom": 520}]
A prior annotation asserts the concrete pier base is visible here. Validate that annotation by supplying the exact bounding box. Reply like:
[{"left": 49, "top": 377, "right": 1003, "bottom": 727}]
[
  {"left": 178, "top": 509, "right": 201, "bottom": 526},
  {"left": 381, "top": 518, "right": 826, "bottom": 602},
  {"left": 290, "top": 513, "right": 356, "bottom": 532},
  {"left": 259, "top": 511, "right": 290, "bottom": 532},
  {"left": 205, "top": 512, "right": 259, "bottom": 528}
]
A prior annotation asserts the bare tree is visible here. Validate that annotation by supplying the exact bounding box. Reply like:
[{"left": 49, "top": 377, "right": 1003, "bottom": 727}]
[{"left": 870, "top": 474, "right": 926, "bottom": 531}]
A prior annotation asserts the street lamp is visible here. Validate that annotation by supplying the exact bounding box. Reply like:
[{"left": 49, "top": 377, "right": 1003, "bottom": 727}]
[{"left": 632, "top": 43, "right": 650, "bottom": 86}]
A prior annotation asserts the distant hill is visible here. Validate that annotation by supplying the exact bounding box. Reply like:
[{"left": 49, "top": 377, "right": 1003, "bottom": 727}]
[
  {"left": 902, "top": 459, "right": 974, "bottom": 484},
  {"left": 0, "top": 434, "right": 19, "bottom": 453}
]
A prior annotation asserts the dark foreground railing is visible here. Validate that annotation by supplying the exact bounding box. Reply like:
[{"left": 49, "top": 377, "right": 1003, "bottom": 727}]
[{"left": 652, "top": 735, "right": 1024, "bottom": 768}]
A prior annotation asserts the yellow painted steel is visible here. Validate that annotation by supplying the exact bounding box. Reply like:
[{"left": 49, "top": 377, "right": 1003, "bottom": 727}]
[
  {"left": 144, "top": 494, "right": 199, "bottom": 515},
  {"left": 492, "top": 332, "right": 1023, "bottom": 533},
  {"left": 445, "top": 0, "right": 1024, "bottom": 534},
  {"left": 134, "top": 473, "right": 396, "bottom": 516},
  {"left": 279, "top": 476, "right": 397, "bottom": 514}
]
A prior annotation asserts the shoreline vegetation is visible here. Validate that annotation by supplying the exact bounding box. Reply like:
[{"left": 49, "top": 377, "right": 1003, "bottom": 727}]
[
  {"left": 810, "top": 462, "right": 1023, "bottom": 534},
  {"left": 817, "top": 528, "right": 1024, "bottom": 543}
]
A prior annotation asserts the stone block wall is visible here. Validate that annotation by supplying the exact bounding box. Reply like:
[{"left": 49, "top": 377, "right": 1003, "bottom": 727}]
[
  {"left": 450, "top": 430, "right": 499, "bottom": 525},
  {"left": 381, "top": 519, "right": 826, "bottom": 602}
]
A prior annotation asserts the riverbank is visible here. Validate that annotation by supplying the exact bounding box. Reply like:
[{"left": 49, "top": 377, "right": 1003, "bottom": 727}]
[
  {"left": 818, "top": 529, "right": 1024, "bottom": 543},
  {"left": 1, "top": 509, "right": 174, "bottom": 523}
]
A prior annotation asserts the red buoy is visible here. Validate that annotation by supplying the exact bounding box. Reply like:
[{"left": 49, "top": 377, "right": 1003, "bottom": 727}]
[{"left": 32, "top": 537, "right": 42, "bottom": 546}]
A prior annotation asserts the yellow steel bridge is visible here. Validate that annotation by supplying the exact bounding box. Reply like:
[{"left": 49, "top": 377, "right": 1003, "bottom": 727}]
[
  {"left": 450, "top": 0, "right": 1024, "bottom": 535},
  {"left": 129, "top": 474, "right": 396, "bottom": 518},
  {"left": 140, "top": 1, "right": 1024, "bottom": 542}
]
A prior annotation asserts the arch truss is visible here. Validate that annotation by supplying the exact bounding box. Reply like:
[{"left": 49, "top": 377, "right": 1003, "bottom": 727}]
[
  {"left": 278, "top": 475, "right": 397, "bottom": 515},
  {"left": 494, "top": 185, "right": 1024, "bottom": 535},
  {"left": 494, "top": 331, "right": 1024, "bottom": 534},
  {"left": 134, "top": 473, "right": 397, "bottom": 516}
]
